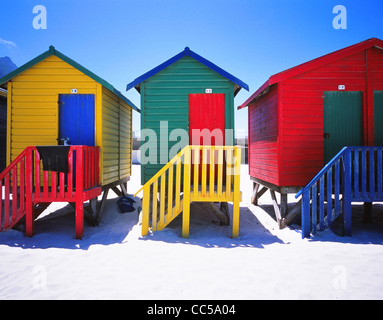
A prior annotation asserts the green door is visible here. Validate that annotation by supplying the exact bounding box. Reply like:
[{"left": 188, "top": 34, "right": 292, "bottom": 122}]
[
  {"left": 323, "top": 91, "right": 363, "bottom": 163},
  {"left": 374, "top": 91, "right": 383, "bottom": 146}
]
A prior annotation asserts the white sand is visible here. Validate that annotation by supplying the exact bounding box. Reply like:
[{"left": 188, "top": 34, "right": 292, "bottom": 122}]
[{"left": 1, "top": 164, "right": 383, "bottom": 300}]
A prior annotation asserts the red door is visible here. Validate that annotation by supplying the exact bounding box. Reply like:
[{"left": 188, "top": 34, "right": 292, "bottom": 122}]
[
  {"left": 189, "top": 94, "right": 225, "bottom": 146},
  {"left": 189, "top": 94, "right": 225, "bottom": 184}
]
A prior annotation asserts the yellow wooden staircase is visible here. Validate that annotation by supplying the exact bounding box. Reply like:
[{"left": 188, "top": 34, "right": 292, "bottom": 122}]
[{"left": 134, "top": 145, "right": 242, "bottom": 238}]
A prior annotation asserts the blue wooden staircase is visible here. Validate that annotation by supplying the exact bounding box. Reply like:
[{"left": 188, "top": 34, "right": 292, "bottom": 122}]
[{"left": 296, "top": 147, "right": 383, "bottom": 238}]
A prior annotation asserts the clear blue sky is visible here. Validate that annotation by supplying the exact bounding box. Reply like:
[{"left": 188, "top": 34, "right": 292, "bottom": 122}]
[{"left": 1, "top": 0, "right": 382, "bottom": 132}]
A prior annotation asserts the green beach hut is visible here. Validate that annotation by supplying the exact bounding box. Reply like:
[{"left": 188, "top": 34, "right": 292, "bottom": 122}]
[{"left": 126, "top": 47, "right": 249, "bottom": 184}]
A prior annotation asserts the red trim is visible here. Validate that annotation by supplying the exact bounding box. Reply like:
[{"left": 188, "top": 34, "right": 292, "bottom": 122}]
[
  {"left": 238, "top": 80, "right": 270, "bottom": 109},
  {"left": 0, "top": 146, "right": 101, "bottom": 239}
]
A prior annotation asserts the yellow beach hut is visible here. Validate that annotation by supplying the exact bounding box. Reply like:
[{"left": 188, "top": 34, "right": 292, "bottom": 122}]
[{"left": 0, "top": 45, "right": 140, "bottom": 238}]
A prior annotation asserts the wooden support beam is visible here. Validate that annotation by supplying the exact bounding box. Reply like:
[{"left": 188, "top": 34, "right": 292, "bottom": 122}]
[
  {"left": 281, "top": 199, "right": 302, "bottom": 228},
  {"left": 220, "top": 202, "right": 230, "bottom": 226},
  {"left": 96, "top": 188, "right": 109, "bottom": 225},
  {"left": 251, "top": 182, "right": 268, "bottom": 206},
  {"left": 363, "top": 202, "right": 372, "bottom": 223},
  {"left": 270, "top": 189, "right": 283, "bottom": 228},
  {"left": 111, "top": 186, "right": 124, "bottom": 197},
  {"left": 280, "top": 194, "right": 288, "bottom": 218},
  {"left": 120, "top": 182, "right": 128, "bottom": 196},
  {"left": 203, "top": 202, "right": 230, "bottom": 226},
  {"left": 251, "top": 182, "right": 260, "bottom": 205}
]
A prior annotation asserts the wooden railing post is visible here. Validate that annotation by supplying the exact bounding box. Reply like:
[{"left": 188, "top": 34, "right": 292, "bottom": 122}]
[
  {"left": 142, "top": 185, "right": 150, "bottom": 236},
  {"left": 301, "top": 188, "right": 311, "bottom": 239},
  {"left": 25, "top": 148, "right": 34, "bottom": 237},
  {"left": 232, "top": 147, "right": 241, "bottom": 239},
  {"left": 75, "top": 146, "right": 84, "bottom": 239},
  {"left": 182, "top": 147, "right": 191, "bottom": 239},
  {"left": 343, "top": 148, "right": 352, "bottom": 236}
]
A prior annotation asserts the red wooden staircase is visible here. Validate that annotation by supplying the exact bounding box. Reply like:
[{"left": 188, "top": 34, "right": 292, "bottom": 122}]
[{"left": 0, "top": 146, "right": 101, "bottom": 239}]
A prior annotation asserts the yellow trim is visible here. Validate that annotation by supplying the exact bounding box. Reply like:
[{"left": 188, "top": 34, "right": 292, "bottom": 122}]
[
  {"left": 182, "top": 147, "right": 191, "bottom": 239},
  {"left": 152, "top": 180, "right": 158, "bottom": 231},
  {"left": 142, "top": 186, "right": 150, "bottom": 236},
  {"left": 167, "top": 165, "right": 174, "bottom": 218},
  {"left": 96, "top": 83, "right": 103, "bottom": 185},
  {"left": 175, "top": 159, "right": 181, "bottom": 210},
  {"left": 6, "top": 82, "right": 12, "bottom": 166},
  {"left": 160, "top": 173, "right": 166, "bottom": 225},
  {"left": 232, "top": 147, "right": 241, "bottom": 239}
]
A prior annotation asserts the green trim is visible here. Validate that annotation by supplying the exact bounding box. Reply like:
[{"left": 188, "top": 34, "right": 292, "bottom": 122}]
[
  {"left": 0, "top": 49, "right": 52, "bottom": 85},
  {"left": 0, "top": 45, "right": 140, "bottom": 113}
]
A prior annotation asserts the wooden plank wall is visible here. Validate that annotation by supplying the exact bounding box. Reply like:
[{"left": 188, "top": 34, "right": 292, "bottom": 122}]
[
  {"left": 248, "top": 84, "right": 279, "bottom": 185},
  {"left": 8, "top": 55, "right": 97, "bottom": 165},
  {"left": 141, "top": 56, "right": 234, "bottom": 184},
  {"left": 102, "top": 87, "right": 132, "bottom": 185},
  {"left": 249, "top": 47, "right": 383, "bottom": 189},
  {"left": 279, "top": 49, "right": 383, "bottom": 187}
]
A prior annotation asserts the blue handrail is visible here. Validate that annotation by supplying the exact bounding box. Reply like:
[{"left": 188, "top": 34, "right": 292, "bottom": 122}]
[
  {"left": 295, "top": 147, "right": 348, "bottom": 199},
  {"left": 296, "top": 146, "right": 383, "bottom": 238}
]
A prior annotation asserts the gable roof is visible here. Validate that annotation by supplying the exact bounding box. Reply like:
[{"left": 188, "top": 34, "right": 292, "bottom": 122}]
[
  {"left": 238, "top": 37, "right": 383, "bottom": 109},
  {"left": 126, "top": 47, "right": 249, "bottom": 96},
  {"left": 0, "top": 45, "right": 140, "bottom": 112}
]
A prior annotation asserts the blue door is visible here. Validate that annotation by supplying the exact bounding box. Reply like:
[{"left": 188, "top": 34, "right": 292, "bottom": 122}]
[{"left": 58, "top": 94, "right": 95, "bottom": 146}]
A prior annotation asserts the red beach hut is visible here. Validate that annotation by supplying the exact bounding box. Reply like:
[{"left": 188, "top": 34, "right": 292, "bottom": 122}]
[{"left": 238, "top": 38, "right": 383, "bottom": 227}]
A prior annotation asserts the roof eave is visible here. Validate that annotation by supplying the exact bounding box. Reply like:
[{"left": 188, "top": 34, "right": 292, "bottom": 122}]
[
  {"left": 237, "top": 79, "right": 270, "bottom": 109},
  {"left": 238, "top": 37, "right": 383, "bottom": 110},
  {"left": 269, "top": 37, "right": 383, "bottom": 84},
  {"left": 126, "top": 47, "right": 249, "bottom": 93},
  {"left": 0, "top": 47, "right": 53, "bottom": 86},
  {"left": 0, "top": 46, "right": 140, "bottom": 113}
]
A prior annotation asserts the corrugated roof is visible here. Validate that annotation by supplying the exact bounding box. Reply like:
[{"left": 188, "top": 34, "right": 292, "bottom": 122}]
[
  {"left": 0, "top": 46, "right": 140, "bottom": 112},
  {"left": 126, "top": 47, "right": 249, "bottom": 96},
  {"left": 238, "top": 37, "right": 383, "bottom": 109}
]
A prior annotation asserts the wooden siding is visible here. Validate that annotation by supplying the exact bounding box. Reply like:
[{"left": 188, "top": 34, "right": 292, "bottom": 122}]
[
  {"left": 7, "top": 55, "right": 133, "bottom": 187},
  {"left": 369, "top": 47, "right": 383, "bottom": 145},
  {"left": 101, "top": 87, "right": 132, "bottom": 185},
  {"left": 141, "top": 56, "right": 234, "bottom": 184},
  {"left": 8, "top": 55, "right": 97, "bottom": 165},
  {"left": 278, "top": 48, "right": 383, "bottom": 187},
  {"left": 0, "top": 95, "right": 6, "bottom": 171},
  {"left": 248, "top": 85, "right": 279, "bottom": 185},
  {"left": 248, "top": 47, "right": 383, "bottom": 188}
]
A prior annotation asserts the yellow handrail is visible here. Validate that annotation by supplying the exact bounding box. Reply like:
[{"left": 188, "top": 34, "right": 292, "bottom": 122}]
[
  {"left": 137, "top": 145, "right": 242, "bottom": 239},
  {"left": 134, "top": 146, "right": 187, "bottom": 197}
]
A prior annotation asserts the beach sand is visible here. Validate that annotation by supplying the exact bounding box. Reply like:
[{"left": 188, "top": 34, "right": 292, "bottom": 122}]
[{"left": 1, "top": 164, "right": 383, "bottom": 300}]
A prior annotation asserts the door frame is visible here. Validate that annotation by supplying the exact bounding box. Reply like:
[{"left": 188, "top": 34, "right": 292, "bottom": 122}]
[{"left": 374, "top": 91, "right": 383, "bottom": 146}]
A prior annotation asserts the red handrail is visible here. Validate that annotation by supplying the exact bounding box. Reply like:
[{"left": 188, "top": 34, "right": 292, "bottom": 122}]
[{"left": 1, "top": 146, "right": 101, "bottom": 234}]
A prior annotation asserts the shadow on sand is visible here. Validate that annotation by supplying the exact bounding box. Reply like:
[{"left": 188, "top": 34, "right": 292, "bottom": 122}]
[
  {"left": 2, "top": 196, "right": 382, "bottom": 251},
  {"left": 138, "top": 202, "right": 286, "bottom": 249},
  {"left": 0, "top": 197, "right": 140, "bottom": 250},
  {"left": 256, "top": 200, "right": 383, "bottom": 245}
]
